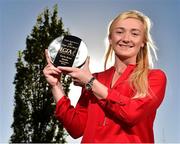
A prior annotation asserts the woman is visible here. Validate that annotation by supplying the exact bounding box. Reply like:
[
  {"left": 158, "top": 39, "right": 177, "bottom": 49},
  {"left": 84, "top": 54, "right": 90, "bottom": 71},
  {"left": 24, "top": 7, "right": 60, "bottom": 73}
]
[{"left": 43, "top": 10, "right": 167, "bottom": 143}]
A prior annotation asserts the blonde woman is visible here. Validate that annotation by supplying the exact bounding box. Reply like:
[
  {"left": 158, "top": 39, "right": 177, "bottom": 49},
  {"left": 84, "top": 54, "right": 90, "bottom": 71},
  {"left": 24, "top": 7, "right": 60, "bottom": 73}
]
[{"left": 43, "top": 10, "right": 167, "bottom": 143}]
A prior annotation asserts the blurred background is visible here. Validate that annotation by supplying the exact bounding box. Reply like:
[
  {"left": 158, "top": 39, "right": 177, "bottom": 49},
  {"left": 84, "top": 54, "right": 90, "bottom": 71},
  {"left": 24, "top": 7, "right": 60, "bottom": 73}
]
[{"left": 0, "top": 0, "right": 180, "bottom": 143}]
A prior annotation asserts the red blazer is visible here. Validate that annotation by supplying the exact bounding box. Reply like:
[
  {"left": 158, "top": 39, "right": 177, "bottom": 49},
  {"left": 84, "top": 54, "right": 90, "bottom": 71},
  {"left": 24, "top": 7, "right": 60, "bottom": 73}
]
[{"left": 55, "top": 64, "right": 167, "bottom": 143}]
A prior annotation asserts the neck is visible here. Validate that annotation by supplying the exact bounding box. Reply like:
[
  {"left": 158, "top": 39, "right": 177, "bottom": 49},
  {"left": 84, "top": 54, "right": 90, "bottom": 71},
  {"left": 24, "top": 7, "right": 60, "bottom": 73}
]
[
  {"left": 114, "top": 56, "right": 136, "bottom": 74},
  {"left": 114, "top": 60, "right": 126, "bottom": 74}
]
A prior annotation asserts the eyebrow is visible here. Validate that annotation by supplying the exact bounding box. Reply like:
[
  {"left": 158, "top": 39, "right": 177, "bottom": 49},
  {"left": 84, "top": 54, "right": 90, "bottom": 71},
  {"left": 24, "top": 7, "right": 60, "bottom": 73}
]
[{"left": 114, "top": 27, "right": 142, "bottom": 33}]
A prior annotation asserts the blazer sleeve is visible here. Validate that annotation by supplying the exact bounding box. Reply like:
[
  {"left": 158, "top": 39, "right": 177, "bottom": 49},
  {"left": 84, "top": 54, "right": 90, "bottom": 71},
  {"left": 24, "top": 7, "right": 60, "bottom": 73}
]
[
  {"left": 97, "top": 69, "right": 167, "bottom": 126},
  {"left": 55, "top": 88, "right": 90, "bottom": 138}
]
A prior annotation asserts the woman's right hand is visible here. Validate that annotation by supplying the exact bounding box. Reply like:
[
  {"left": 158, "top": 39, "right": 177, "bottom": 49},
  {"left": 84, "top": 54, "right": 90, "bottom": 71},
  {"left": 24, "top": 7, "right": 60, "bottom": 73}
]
[{"left": 43, "top": 49, "right": 62, "bottom": 87}]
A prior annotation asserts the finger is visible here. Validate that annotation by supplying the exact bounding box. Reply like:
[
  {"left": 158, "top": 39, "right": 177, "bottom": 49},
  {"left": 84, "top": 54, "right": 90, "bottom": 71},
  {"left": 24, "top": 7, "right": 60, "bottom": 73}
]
[
  {"left": 72, "top": 78, "right": 83, "bottom": 86},
  {"left": 53, "top": 68, "right": 62, "bottom": 74},
  {"left": 49, "top": 69, "right": 61, "bottom": 76},
  {"left": 45, "top": 49, "right": 52, "bottom": 64},
  {"left": 45, "top": 65, "right": 62, "bottom": 74},
  {"left": 51, "top": 67, "right": 62, "bottom": 74},
  {"left": 51, "top": 70, "right": 60, "bottom": 75},
  {"left": 72, "top": 78, "right": 77, "bottom": 82},
  {"left": 57, "top": 66, "right": 77, "bottom": 73},
  {"left": 73, "top": 81, "right": 83, "bottom": 87}
]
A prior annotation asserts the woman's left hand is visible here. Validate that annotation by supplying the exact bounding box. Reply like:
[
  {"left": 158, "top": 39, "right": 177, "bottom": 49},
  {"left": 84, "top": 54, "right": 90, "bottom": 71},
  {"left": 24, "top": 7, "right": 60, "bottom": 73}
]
[{"left": 57, "top": 56, "right": 93, "bottom": 86}]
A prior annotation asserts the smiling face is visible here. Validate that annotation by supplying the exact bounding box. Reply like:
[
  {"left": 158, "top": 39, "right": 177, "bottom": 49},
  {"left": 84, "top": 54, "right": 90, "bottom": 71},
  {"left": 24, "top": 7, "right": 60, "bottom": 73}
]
[{"left": 109, "top": 18, "right": 145, "bottom": 63}]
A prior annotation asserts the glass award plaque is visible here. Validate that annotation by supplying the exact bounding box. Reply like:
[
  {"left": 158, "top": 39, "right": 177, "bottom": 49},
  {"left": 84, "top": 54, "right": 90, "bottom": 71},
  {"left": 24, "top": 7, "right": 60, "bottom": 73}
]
[{"left": 48, "top": 35, "right": 88, "bottom": 67}]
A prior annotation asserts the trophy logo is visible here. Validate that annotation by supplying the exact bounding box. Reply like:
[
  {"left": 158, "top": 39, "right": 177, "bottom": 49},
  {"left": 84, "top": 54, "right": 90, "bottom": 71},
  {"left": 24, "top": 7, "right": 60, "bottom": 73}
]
[{"left": 48, "top": 35, "right": 88, "bottom": 67}]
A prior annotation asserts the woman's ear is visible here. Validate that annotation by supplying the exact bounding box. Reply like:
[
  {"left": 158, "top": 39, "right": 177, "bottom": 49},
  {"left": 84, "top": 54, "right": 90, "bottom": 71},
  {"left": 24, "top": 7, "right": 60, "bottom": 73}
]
[{"left": 141, "top": 42, "right": 145, "bottom": 48}]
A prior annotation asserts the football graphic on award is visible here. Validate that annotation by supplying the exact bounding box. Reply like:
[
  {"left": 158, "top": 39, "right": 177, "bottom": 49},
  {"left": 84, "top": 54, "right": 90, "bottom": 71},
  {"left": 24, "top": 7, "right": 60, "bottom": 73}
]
[{"left": 48, "top": 35, "right": 88, "bottom": 68}]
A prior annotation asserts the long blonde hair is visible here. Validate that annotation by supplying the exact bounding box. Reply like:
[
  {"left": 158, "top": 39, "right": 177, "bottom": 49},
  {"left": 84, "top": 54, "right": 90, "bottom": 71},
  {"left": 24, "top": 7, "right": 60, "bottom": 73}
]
[{"left": 104, "top": 10, "right": 157, "bottom": 98}]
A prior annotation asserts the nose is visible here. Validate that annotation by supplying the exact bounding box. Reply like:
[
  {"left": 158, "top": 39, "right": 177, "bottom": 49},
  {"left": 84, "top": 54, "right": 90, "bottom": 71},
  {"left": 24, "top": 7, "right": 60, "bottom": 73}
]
[{"left": 122, "top": 33, "right": 130, "bottom": 43}]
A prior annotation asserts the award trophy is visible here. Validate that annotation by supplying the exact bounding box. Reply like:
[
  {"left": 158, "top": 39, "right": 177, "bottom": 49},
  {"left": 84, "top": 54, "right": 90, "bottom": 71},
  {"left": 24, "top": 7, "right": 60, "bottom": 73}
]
[{"left": 48, "top": 35, "right": 88, "bottom": 68}]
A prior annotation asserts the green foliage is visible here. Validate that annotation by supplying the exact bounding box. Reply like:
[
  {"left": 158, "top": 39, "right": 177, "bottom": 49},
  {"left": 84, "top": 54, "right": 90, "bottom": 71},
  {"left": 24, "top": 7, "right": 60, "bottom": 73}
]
[{"left": 10, "top": 4, "right": 71, "bottom": 143}]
